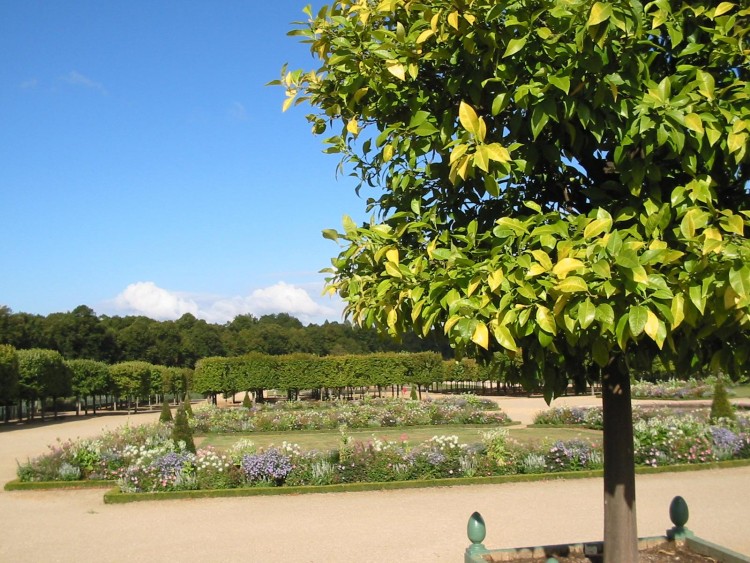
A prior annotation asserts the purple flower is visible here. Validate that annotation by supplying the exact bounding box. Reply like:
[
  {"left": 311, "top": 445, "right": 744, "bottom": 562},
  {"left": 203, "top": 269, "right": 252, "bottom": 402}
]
[{"left": 241, "top": 449, "right": 293, "bottom": 483}]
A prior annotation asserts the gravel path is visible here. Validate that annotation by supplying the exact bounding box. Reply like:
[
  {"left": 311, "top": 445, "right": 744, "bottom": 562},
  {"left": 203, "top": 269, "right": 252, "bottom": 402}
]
[{"left": 1, "top": 398, "right": 748, "bottom": 562}]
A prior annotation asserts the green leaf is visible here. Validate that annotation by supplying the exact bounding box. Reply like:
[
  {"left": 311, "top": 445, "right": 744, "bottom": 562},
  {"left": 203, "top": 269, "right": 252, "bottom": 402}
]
[
  {"left": 548, "top": 75, "right": 570, "bottom": 94},
  {"left": 322, "top": 229, "right": 340, "bottom": 241},
  {"left": 615, "top": 249, "right": 639, "bottom": 269},
  {"left": 595, "top": 303, "right": 615, "bottom": 330},
  {"left": 587, "top": 2, "right": 613, "bottom": 27},
  {"left": 592, "top": 339, "right": 609, "bottom": 367},
  {"left": 729, "top": 266, "right": 750, "bottom": 300},
  {"left": 531, "top": 105, "right": 550, "bottom": 140},
  {"left": 578, "top": 299, "right": 596, "bottom": 329},
  {"left": 503, "top": 37, "right": 527, "bottom": 58},
  {"left": 536, "top": 305, "right": 557, "bottom": 335},
  {"left": 385, "top": 262, "right": 402, "bottom": 278},
  {"left": 629, "top": 305, "right": 648, "bottom": 337},
  {"left": 491, "top": 322, "right": 517, "bottom": 352}
]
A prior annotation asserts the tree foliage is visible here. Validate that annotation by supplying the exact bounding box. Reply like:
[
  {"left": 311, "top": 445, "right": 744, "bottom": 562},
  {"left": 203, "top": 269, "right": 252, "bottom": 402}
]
[
  {"left": 281, "top": 0, "right": 750, "bottom": 395},
  {"left": 0, "top": 344, "right": 19, "bottom": 406},
  {"left": 279, "top": 1, "right": 749, "bottom": 559}
]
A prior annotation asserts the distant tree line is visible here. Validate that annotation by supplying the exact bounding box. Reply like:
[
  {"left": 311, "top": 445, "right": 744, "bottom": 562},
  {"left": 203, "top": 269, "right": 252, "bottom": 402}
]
[
  {"left": 0, "top": 305, "right": 452, "bottom": 368},
  {"left": 0, "top": 342, "right": 192, "bottom": 422}
]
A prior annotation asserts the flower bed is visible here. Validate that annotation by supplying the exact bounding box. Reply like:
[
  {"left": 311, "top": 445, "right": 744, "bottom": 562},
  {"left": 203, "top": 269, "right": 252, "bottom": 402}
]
[
  {"left": 14, "top": 405, "right": 750, "bottom": 495},
  {"left": 190, "top": 396, "right": 508, "bottom": 433},
  {"left": 630, "top": 378, "right": 722, "bottom": 400},
  {"left": 533, "top": 406, "right": 750, "bottom": 468}
]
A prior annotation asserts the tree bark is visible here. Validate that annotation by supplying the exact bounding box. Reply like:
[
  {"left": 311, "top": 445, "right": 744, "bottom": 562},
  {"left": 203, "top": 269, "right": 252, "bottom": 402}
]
[{"left": 602, "top": 359, "right": 638, "bottom": 563}]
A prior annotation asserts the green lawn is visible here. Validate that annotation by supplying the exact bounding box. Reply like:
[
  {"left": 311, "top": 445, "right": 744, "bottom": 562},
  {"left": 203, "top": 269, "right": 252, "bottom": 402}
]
[
  {"left": 732, "top": 385, "right": 750, "bottom": 399},
  {"left": 198, "top": 425, "right": 602, "bottom": 452}
]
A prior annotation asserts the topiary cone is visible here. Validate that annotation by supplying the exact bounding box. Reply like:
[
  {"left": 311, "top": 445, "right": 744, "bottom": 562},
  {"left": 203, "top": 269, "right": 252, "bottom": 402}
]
[
  {"left": 172, "top": 406, "right": 196, "bottom": 453},
  {"left": 159, "top": 400, "right": 173, "bottom": 423},
  {"left": 710, "top": 379, "right": 735, "bottom": 422}
]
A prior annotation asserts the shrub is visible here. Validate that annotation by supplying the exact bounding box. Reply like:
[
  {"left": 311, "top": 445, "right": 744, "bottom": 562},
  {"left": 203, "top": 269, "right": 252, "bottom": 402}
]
[
  {"left": 172, "top": 407, "right": 196, "bottom": 454},
  {"left": 710, "top": 379, "right": 735, "bottom": 422},
  {"left": 242, "top": 392, "right": 252, "bottom": 409},
  {"left": 183, "top": 393, "right": 194, "bottom": 418},
  {"left": 159, "top": 400, "right": 173, "bottom": 423}
]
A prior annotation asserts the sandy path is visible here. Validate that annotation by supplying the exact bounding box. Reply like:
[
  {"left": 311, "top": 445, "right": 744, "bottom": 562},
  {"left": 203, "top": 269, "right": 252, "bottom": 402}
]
[{"left": 1, "top": 400, "right": 749, "bottom": 562}]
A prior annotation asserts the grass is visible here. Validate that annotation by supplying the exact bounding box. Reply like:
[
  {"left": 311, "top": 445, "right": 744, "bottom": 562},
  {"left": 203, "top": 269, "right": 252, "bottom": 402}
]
[
  {"left": 197, "top": 425, "right": 602, "bottom": 452},
  {"left": 731, "top": 385, "right": 750, "bottom": 399}
]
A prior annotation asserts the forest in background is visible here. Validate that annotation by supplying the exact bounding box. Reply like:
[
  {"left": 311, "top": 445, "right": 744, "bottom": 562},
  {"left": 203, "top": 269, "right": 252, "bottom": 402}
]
[{"left": 0, "top": 305, "right": 452, "bottom": 368}]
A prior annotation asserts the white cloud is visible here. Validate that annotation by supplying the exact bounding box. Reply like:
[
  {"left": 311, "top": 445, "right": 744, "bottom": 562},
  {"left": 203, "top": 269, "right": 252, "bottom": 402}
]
[
  {"left": 114, "top": 282, "right": 199, "bottom": 320},
  {"left": 63, "top": 71, "right": 107, "bottom": 94},
  {"left": 111, "top": 281, "right": 342, "bottom": 325},
  {"left": 19, "top": 78, "right": 38, "bottom": 90}
]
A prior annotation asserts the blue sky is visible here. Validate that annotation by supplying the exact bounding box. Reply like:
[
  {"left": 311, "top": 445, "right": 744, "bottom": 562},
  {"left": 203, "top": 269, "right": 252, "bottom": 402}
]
[{"left": 0, "top": 1, "right": 372, "bottom": 325}]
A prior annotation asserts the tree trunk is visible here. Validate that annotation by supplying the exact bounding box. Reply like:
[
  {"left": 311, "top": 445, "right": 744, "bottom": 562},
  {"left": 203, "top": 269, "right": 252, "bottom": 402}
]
[{"left": 602, "top": 359, "right": 638, "bottom": 563}]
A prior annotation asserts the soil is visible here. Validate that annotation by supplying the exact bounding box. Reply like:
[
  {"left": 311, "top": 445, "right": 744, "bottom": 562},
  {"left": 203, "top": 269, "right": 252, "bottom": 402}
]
[{"left": 502, "top": 544, "right": 718, "bottom": 563}]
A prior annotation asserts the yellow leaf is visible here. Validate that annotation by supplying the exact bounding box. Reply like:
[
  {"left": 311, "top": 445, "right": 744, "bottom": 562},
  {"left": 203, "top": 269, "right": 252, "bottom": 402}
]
[
  {"left": 587, "top": 2, "right": 613, "bottom": 26},
  {"left": 555, "top": 276, "right": 588, "bottom": 293},
  {"left": 416, "top": 29, "right": 434, "bottom": 43},
  {"left": 387, "top": 62, "right": 406, "bottom": 81},
  {"left": 531, "top": 250, "right": 553, "bottom": 271},
  {"left": 485, "top": 143, "right": 511, "bottom": 163},
  {"left": 471, "top": 322, "right": 490, "bottom": 349},
  {"left": 527, "top": 263, "right": 548, "bottom": 278},
  {"left": 488, "top": 269, "right": 504, "bottom": 291},
  {"left": 728, "top": 132, "right": 747, "bottom": 154},
  {"left": 722, "top": 213, "right": 744, "bottom": 236},
  {"left": 386, "top": 248, "right": 399, "bottom": 264},
  {"left": 467, "top": 276, "right": 481, "bottom": 297},
  {"left": 282, "top": 95, "right": 295, "bottom": 112},
  {"left": 387, "top": 308, "right": 398, "bottom": 330},
  {"left": 444, "top": 315, "right": 461, "bottom": 334},
  {"left": 383, "top": 144, "right": 394, "bottom": 162},
  {"left": 346, "top": 118, "right": 359, "bottom": 135},
  {"left": 644, "top": 310, "right": 660, "bottom": 340},
  {"left": 671, "top": 293, "right": 685, "bottom": 329},
  {"left": 714, "top": 2, "right": 735, "bottom": 17},
  {"left": 459, "top": 101, "right": 481, "bottom": 137},
  {"left": 583, "top": 217, "right": 612, "bottom": 238},
  {"left": 448, "top": 11, "right": 460, "bottom": 30},
  {"left": 536, "top": 305, "right": 557, "bottom": 335},
  {"left": 552, "top": 258, "right": 585, "bottom": 278},
  {"left": 685, "top": 113, "right": 704, "bottom": 134}
]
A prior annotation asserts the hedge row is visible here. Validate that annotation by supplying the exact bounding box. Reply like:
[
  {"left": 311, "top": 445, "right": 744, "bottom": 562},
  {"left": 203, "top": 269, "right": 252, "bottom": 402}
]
[{"left": 193, "top": 352, "right": 450, "bottom": 394}]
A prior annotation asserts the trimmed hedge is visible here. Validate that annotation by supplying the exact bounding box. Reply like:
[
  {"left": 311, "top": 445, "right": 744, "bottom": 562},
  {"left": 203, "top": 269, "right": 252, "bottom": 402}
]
[
  {"left": 4, "top": 479, "right": 114, "bottom": 491},
  {"left": 193, "top": 352, "right": 446, "bottom": 395}
]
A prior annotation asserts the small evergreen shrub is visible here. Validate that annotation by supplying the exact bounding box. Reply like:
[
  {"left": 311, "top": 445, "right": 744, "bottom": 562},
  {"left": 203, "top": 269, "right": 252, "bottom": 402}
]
[
  {"left": 159, "top": 400, "right": 173, "bottom": 423},
  {"left": 242, "top": 392, "right": 252, "bottom": 409},
  {"left": 410, "top": 386, "right": 418, "bottom": 400},
  {"left": 172, "top": 407, "right": 196, "bottom": 453},
  {"left": 710, "top": 379, "right": 736, "bottom": 422},
  {"left": 183, "top": 393, "right": 194, "bottom": 418}
]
